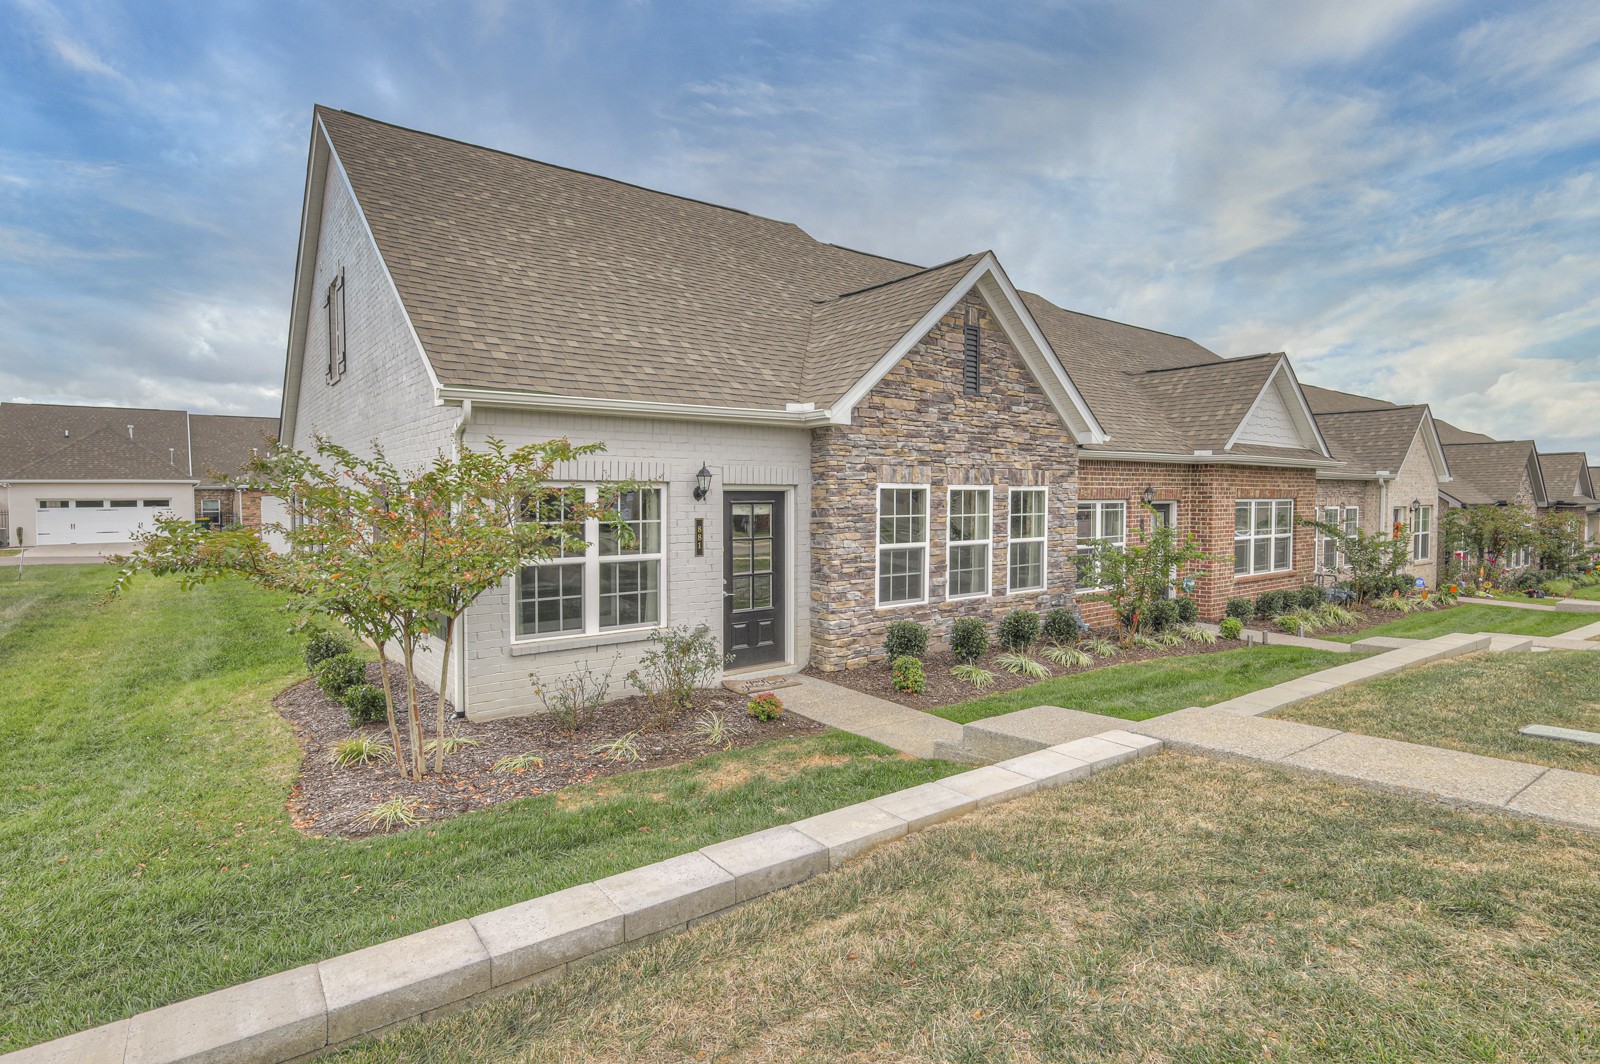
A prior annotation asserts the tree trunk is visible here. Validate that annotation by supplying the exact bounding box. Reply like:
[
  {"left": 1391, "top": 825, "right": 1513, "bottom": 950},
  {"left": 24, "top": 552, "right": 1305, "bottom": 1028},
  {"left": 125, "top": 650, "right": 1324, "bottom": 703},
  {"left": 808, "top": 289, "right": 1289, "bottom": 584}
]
[
  {"left": 433, "top": 616, "right": 455, "bottom": 774},
  {"left": 401, "top": 644, "right": 424, "bottom": 781},
  {"left": 376, "top": 643, "right": 403, "bottom": 768}
]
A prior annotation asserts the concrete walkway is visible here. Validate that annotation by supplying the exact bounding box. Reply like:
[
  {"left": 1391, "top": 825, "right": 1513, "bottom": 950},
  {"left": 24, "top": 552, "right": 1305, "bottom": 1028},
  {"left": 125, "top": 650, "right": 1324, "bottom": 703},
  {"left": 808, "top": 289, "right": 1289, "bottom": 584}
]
[
  {"left": 782, "top": 674, "right": 963, "bottom": 758},
  {"left": 1196, "top": 621, "right": 1354, "bottom": 653}
]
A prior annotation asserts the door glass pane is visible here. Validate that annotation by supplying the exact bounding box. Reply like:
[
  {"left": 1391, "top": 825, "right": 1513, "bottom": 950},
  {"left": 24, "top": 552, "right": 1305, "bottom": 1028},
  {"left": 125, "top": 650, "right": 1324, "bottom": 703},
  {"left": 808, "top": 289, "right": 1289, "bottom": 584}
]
[
  {"left": 752, "top": 574, "right": 772, "bottom": 609},
  {"left": 734, "top": 575, "right": 752, "bottom": 610},
  {"left": 730, "top": 503, "right": 751, "bottom": 538},
  {"left": 751, "top": 537, "right": 773, "bottom": 575},
  {"left": 752, "top": 504, "right": 772, "bottom": 537}
]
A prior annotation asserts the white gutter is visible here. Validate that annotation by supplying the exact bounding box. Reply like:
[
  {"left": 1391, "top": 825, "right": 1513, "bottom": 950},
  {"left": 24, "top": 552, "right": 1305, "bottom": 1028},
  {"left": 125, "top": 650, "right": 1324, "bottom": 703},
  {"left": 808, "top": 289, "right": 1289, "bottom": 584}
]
[
  {"left": 435, "top": 386, "right": 837, "bottom": 427},
  {"left": 1081, "top": 449, "right": 1341, "bottom": 470}
]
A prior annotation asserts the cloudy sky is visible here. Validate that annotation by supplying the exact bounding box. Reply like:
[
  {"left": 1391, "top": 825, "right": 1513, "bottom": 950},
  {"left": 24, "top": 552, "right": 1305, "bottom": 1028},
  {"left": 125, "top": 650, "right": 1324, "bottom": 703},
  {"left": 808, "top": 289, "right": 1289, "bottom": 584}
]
[{"left": 3, "top": 0, "right": 1598, "bottom": 456}]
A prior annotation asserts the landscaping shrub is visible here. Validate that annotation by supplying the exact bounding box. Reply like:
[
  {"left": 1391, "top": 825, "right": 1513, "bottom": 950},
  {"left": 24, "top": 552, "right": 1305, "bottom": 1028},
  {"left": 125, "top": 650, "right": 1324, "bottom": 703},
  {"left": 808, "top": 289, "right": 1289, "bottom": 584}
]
[
  {"left": 531, "top": 656, "right": 617, "bottom": 732},
  {"left": 746, "top": 692, "right": 784, "bottom": 721},
  {"left": 314, "top": 653, "right": 367, "bottom": 702},
  {"left": 884, "top": 620, "right": 929, "bottom": 663},
  {"left": 1541, "top": 578, "right": 1576, "bottom": 597},
  {"left": 1256, "top": 590, "right": 1292, "bottom": 618},
  {"left": 1295, "top": 586, "right": 1322, "bottom": 610},
  {"left": 1042, "top": 608, "right": 1081, "bottom": 644},
  {"left": 1175, "top": 597, "right": 1199, "bottom": 624},
  {"left": 997, "top": 609, "right": 1042, "bottom": 651},
  {"left": 304, "top": 629, "right": 353, "bottom": 673},
  {"left": 950, "top": 617, "right": 990, "bottom": 664},
  {"left": 1225, "top": 597, "right": 1256, "bottom": 622},
  {"left": 628, "top": 624, "right": 728, "bottom": 724},
  {"left": 891, "top": 656, "right": 925, "bottom": 694},
  {"left": 1218, "top": 617, "right": 1244, "bottom": 640},
  {"left": 1145, "top": 599, "right": 1180, "bottom": 632},
  {"left": 1512, "top": 568, "right": 1558, "bottom": 592},
  {"left": 343, "top": 683, "right": 387, "bottom": 726}
]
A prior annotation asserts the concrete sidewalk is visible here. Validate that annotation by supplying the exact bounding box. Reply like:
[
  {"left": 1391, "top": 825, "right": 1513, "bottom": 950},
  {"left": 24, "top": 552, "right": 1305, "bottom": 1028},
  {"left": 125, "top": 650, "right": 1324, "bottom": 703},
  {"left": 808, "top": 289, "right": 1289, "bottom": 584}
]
[{"left": 781, "top": 674, "right": 963, "bottom": 758}]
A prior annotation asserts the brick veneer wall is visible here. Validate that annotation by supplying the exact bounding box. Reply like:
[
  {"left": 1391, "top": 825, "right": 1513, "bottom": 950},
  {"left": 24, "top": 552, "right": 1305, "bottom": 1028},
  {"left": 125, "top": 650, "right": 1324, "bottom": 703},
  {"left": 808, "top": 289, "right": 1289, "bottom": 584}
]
[
  {"left": 809, "top": 292, "right": 1080, "bottom": 670},
  {"left": 1076, "top": 459, "right": 1318, "bottom": 624},
  {"left": 192, "top": 489, "right": 268, "bottom": 528}
]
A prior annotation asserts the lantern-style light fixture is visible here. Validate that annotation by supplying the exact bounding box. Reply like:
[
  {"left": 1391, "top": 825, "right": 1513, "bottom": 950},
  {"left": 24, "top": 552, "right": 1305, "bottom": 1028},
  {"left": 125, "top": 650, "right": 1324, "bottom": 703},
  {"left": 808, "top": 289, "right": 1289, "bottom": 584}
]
[
  {"left": 1141, "top": 485, "right": 1157, "bottom": 506},
  {"left": 693, "top": 463, "right": 714, "bottom": 502}
]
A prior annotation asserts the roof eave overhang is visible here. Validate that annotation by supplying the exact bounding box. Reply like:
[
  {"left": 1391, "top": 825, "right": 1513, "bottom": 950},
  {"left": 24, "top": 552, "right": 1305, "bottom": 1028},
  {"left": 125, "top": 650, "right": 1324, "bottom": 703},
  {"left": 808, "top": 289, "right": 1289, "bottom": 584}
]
[
  {"left": 1080, "top": 449, "right": 1340, "bottom": 471},
  {"left": 0, "top": 478, "right": 199, "bottom": 485},
  {"left": 435, "top": 386, "right": 836, "bottom": 427}
]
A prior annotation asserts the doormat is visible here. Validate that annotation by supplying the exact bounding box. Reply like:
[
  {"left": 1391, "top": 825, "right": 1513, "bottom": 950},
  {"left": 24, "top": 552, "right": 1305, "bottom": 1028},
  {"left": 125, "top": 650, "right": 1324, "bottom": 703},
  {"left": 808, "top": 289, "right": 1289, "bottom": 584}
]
[{"left": 721, "top": 674, "right": 803, "bottom": 695}]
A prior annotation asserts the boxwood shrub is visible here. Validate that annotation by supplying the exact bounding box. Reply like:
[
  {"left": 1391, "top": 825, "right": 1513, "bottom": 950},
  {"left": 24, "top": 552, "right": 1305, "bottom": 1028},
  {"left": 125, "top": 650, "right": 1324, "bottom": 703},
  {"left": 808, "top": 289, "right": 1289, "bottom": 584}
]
[
  {"left": 884, "top": 620, "right": 929, "bottom": 663},
  {"left": 950, "top": 617, "right": 991, "bottom": 664},
  {"left": 997, "top": 609, "right": 1041, "bottom": 651}
]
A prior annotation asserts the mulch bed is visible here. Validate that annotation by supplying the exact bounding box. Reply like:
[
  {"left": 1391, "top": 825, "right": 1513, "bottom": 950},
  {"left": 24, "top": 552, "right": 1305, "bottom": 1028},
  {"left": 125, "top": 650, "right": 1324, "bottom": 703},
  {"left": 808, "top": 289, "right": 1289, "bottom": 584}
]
[
  {"left": 276, "top": 661, "right": 822, "bottom": 840},
  {"left": 1242, "top": 600, "right": 1463, "bottom": 641},
  {"left": 803, "top": 633, "right": 1248, "bottom": 711}
]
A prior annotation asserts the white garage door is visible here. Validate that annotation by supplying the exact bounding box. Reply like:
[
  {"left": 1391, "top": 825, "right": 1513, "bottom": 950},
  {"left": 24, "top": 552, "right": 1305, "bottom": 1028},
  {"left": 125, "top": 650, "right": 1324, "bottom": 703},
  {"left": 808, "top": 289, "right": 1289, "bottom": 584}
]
[{"left": 35, "top": 497, "right": 174, "bottom": 545}]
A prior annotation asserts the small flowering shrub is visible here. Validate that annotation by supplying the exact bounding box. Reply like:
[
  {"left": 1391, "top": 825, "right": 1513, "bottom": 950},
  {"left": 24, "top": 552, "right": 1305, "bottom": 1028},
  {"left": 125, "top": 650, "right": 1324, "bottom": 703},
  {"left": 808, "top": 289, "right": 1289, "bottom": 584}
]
[
  {"left": 891, "top": 656, "right": 926, "bottom": 694},
  {"left": 747, "top": 692, "right": 784, "bottom": 721}
]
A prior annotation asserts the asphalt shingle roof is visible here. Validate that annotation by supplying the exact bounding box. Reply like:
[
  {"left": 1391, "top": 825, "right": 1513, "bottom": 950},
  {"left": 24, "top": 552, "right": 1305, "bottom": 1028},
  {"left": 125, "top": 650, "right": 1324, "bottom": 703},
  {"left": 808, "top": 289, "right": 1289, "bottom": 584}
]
[
  {"left": 1314, "top": 406, "right": 1429, "bottom": 476},
  {"left": 1441, "top": 441, "right": 1539, "bottom": 506},
  {"left": 1539, "top": 452, "right": 1598, "bottom": 506},
  {"left": 317, "top": 107, "right": 1330, "bottom": 462},
  {"left": 0, "top": 403, "right": 279, "bottom": 484},
  {"left": 190, "top": 414, "right": 280, "bottom": 485}
]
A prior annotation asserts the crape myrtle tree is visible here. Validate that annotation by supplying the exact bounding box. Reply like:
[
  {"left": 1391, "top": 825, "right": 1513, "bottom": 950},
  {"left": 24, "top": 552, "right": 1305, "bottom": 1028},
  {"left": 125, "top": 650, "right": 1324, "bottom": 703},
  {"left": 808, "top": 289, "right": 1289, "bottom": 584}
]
[
  {"left": 1081, "top": 505, "right": 1209, "bottom": 639},
  {"left": 1304, "top": 515, "right": 1411, "bottom": 602},
  {"left": 109, "top": 435, "right": 634, "bottom": 780},
  {"left": 1440, "top": 505, "right": 1536, "bottom": 588},
  {"left": 1533, "top": 511, "right": 1588, "bottom": 576}
]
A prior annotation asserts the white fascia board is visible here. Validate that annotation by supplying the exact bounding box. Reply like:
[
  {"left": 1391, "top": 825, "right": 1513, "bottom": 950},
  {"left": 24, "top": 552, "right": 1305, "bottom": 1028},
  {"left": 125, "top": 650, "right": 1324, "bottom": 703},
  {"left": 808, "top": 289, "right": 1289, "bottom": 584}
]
[
  {"left": 1081, "top": 449, "right": 1339, "bottom": 470},
  {"left": 1417, "top": 409, "right": 1452, "bottom": 482},
  {"left": 2, "top": 478, "right": 199, "bottom": 485},
  {"left": 436, "top": 386, "right": 834, "bottom": 427},
  {"left": 827, "top": 253, "right": 1108, "bottom": 444},
  {"left": 278, "top": 119, "right": 331, "bottom": 450},
  {"left": 321, "top": 120, "right": 443, "bottom": 400},
  {"left": 1317, "top": 471, "right": 1385, "bottom": 481}
]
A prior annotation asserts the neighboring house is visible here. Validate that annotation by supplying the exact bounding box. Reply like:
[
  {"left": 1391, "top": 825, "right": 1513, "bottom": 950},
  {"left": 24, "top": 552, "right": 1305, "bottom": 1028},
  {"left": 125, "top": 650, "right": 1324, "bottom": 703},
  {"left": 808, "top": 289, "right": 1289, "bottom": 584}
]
[
  {"left": 1537, "top": 453, "right": 1599, "bottom": 545},
  {"left": 0, "top": 402, "right": 277, "bottom": 548},
  {"left": 1301, "top": 385, "right": 1452, "bottom": 590},
  {"left": 281, "top": 108, "right": 1338, "bottom": 720},
  {"left": 1592, "top": 466, "right": 1600, "bottom": 545},
  {"left": 1437, "top": 433, "right": 1548, "bottom": 569}
]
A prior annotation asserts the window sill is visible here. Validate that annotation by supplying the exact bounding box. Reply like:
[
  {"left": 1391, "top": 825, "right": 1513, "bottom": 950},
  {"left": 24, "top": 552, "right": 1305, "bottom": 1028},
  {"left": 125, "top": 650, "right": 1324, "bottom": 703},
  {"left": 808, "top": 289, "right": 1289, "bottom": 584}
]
[
  {"left": 509, "top": 625, "right": 661, "bottom": 656},
  {"left": 1232, "top": 570, "right": 1296, "bottom": 582}
]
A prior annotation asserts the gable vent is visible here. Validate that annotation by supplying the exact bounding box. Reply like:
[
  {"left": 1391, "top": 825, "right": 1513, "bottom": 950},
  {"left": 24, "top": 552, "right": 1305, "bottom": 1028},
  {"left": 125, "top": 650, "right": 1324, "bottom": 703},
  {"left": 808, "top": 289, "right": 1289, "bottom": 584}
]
[{"left": 962, "top": 324, "right": 981, "bottom": 396}]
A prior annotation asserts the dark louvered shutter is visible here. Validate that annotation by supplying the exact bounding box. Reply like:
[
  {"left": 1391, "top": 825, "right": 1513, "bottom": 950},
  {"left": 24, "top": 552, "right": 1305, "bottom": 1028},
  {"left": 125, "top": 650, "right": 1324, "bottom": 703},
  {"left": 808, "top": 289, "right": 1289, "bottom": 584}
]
[{"left": 962, "top": 324, "right": 981, "bottom": 395}]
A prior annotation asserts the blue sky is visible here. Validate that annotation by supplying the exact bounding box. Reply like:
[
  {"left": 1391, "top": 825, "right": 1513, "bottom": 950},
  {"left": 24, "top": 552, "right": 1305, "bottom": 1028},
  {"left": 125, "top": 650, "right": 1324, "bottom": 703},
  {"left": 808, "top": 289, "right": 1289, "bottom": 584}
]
[{"left": 3, "top": 0, "right": 1598, "bottom": 459}]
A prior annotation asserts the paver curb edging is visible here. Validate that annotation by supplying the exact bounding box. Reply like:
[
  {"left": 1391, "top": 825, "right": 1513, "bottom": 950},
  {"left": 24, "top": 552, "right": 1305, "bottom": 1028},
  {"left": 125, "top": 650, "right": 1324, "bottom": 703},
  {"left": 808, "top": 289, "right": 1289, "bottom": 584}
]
[{"left": 1, "top": 731, "right": 1161, "bottom": 1064}]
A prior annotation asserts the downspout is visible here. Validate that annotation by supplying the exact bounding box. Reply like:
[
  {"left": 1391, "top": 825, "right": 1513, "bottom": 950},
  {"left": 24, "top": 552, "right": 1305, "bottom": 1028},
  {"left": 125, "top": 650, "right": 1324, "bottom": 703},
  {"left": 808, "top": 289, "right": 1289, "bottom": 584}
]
[
  {"left": 1378, "top": 476, "right": 1391, "bottom": 541},
  {"left": 452, "top": 400, "right": 472, "bottom": 719}
]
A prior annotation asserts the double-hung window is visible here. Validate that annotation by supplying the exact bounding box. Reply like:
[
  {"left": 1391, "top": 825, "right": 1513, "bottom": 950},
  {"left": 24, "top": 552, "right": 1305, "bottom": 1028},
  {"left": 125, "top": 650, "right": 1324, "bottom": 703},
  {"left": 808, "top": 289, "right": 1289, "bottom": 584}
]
[
  {"left": 1394, "top": 504, "right": 1433, "bottom": 562},
  {"left": 1075, "top": 501, "right": 1126, "bottom": 590},
  {"left": 1235, "top": 499, "right": 1293, "bottom": 575},
  {"left": 516, "top": 486, "right": 663, "bottom": 639},
  {"left": 877, "top": 487, "right": 928, "bottom": 606},
  {"left": 946, "top": 488, "right": 992, "bottom": 599},
  {"left": 1319, "top": 505, "right": 1358, "bottom": 571},
  {"left": 1008, "top": 488, "right": 1047, "bottom": 592}
]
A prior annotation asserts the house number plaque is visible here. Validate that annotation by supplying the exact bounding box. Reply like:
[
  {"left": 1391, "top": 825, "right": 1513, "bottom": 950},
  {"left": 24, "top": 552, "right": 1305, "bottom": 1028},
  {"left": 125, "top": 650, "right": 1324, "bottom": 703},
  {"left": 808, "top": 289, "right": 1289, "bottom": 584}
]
[{"left": 695, "top": 517, "right": 704, "bottom": 556}]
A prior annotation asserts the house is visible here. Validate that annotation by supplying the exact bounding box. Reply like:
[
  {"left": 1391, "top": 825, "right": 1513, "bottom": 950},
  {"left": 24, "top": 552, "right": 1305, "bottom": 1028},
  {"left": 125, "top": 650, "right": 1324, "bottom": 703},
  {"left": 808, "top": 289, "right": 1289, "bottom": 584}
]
[
  {"left": 0, "top": 402, "right": 278, "bottom": 549},
  {"left": 281, "top": 108, "right": 1332, "bottom": 720},
  {"left": 1301, "top": 385, "right": 1452, "bottom": 589},
  {"left": 1592, "top": 466, "right": 1600, "bottom": 544},
  {"left": 1536, "top": 453, "right": 1599, "bottom": 545}
]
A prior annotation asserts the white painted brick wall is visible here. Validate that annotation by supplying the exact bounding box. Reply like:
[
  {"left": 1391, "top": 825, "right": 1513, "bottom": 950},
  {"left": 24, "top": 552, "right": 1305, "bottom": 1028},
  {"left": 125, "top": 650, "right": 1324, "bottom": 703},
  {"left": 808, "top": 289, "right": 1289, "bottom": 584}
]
[
  {"left": 290, "top": 157, "right": 456, "bottom": 470},
  {"left": 457, "top": 408, "right": 813, "bottom": 720}
]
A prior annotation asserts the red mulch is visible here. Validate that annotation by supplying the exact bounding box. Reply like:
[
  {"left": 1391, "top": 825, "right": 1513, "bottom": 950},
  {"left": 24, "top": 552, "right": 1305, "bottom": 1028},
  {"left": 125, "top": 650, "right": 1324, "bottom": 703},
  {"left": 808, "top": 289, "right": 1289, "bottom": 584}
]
[
  {"left": 275, "top": 661, "right": 822, "bottom": 840},
  {"left": 803, "top": 632, "right": 1249, "bottom": 710}
]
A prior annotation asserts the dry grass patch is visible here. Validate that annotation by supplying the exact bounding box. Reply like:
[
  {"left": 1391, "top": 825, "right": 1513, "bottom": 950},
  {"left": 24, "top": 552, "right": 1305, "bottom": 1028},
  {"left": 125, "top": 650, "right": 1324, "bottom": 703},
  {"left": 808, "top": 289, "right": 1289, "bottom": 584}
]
[
  {"left": 333, "top": 755, "right": 1600, "bottom": 1063},
  {"left": 1278, "top": 650, "right": 1600, "bottom": 774}
]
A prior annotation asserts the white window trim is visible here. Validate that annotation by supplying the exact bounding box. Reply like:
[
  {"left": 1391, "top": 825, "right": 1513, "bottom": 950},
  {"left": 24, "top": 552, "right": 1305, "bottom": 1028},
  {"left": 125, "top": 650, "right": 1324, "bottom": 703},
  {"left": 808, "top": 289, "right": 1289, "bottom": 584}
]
[
  {"left": 1319, "top": 505, "right": 1359, "bottom": 572},
  {"left": 945, "top": 486, "right": 993, "bottom": 601},
  {"left": 1007, "top": 486, "right": 1049, "bottom": 593},
  {"left": 1074, "top": 500, "right": 1127, "bottom": 593},
  {"left": 875, "top": 483, "right": 930, "bottom": 609},
  {"left": 512, "top": 484, "right": 668, "bottom": 644},
  {"left": 1395, "top": 504, "right": 1433, "bottom": 562},
  {"left": 1235, "top": 498, "right": 1295, "bottom": 576}
]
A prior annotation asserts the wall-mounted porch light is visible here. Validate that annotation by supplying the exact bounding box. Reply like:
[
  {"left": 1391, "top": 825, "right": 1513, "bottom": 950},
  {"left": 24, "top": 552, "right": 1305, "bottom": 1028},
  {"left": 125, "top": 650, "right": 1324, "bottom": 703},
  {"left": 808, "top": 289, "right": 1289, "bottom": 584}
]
[
  {"left": 1141, "top": 485, "right": 1157, "bottom": 506},
  {"left": 693, "top": 463, "right": 714, "bottom": 502}
]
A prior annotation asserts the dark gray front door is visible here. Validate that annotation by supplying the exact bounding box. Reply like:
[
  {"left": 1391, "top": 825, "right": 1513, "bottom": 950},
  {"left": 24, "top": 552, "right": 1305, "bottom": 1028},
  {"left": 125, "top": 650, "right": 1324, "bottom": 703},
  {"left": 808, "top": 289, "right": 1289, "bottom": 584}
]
[{"left": 725, "top": 493, "right": 784, "bottom": 668}]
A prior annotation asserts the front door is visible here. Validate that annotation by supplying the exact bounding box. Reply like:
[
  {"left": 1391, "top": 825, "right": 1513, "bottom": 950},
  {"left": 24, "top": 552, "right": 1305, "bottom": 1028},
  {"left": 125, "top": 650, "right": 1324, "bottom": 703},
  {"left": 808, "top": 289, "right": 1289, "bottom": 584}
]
[{"left": 724, "top": 493, "right": 785, "bottom": 669}]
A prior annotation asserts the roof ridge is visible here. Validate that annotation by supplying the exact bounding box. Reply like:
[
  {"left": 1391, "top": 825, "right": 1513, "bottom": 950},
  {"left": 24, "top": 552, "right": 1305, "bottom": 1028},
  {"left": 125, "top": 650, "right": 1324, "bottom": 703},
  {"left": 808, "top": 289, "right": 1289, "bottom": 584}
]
[
  {"left": 823, "top": 242, "right": 924, "bottom": 270},
  {"left": 1317, "top": 404, "right": 1427, "bottom": 416},
  {"left": 1020, "top": 293, "right": 1224, "bottom": 350},
  {"left": 317, "top": 106, "right": 780, "bottom": 223},
  {"left": 1137, "top": 352, "right": 1283, "bottom": 375},
  {"left": 820, "top": 252, "right": 985, "bottom": 303}
]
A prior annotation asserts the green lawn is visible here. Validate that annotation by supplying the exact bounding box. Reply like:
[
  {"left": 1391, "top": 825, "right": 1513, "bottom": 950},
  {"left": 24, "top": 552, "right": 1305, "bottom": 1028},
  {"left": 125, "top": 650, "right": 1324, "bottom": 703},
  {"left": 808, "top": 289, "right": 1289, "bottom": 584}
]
[
  {"left": 931, "top": 646, "right": 1350, "bottom": 724},
  {"left": 331, "top": 754, "right": 1600, "bottom": 1063},
  {"left": 1568, "top": 583, "right": 1600, "bottom": 601},
  {"left": 0, "top": 566, "right": 961, "bottom": 1052},
  {"left": 1325, "top": 603, "right": 1597, "bottom": 643},
  {"left": 1278, "top": 651, "right": 1600, "bottom": 775}
]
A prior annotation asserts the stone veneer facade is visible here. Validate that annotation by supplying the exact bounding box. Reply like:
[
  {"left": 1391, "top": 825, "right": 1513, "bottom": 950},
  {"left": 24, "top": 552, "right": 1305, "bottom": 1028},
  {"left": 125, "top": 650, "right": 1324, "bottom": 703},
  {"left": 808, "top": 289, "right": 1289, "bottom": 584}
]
[
  {"left": 809, "top": 292, "right": 1080, "bottom": 670},
  {"left": 1075, "top": 459, "right": 1319, "bottom": 624}
]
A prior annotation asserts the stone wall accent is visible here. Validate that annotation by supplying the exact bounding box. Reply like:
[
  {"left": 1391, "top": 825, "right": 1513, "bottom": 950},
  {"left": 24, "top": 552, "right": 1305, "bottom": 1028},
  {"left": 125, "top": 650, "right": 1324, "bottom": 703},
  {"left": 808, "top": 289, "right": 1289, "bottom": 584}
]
[
  {"left": 1076, "top": 459, "right": 1318, "bottom": 624},
  {"left": 809, "top": 291, "right": 1080, "bottom": 670}
]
